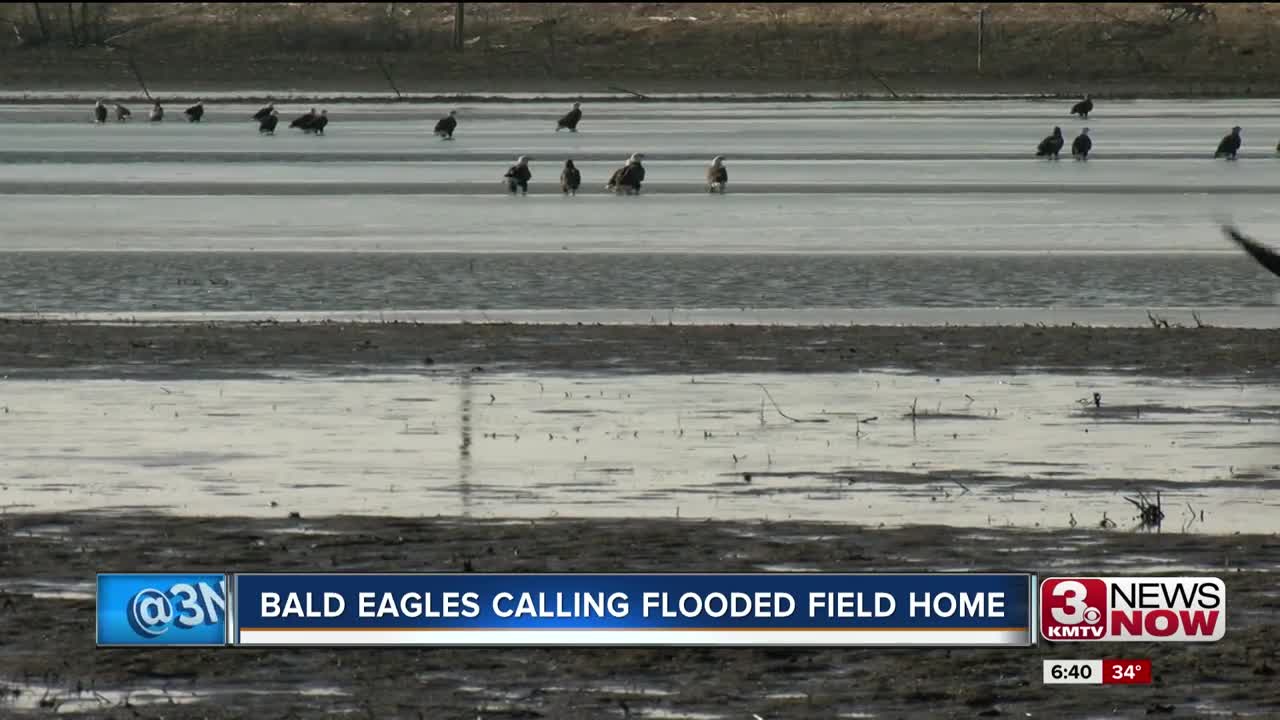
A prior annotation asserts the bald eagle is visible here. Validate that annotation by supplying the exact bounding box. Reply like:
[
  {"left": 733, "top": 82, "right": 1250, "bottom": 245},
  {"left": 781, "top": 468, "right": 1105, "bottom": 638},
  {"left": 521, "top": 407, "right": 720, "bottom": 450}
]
[
  {"left": 310, "top": 110, "right": 328, "bottom": 135},
  {"left": 557, "top": 103, "right": 582, "bottom": 132},
  {"left": 259, "top": 110, "right": 279, "bottom": 135},
  {"left": 115, "top": 104, "right": 131, "bottom": 122},
  {"left": 607, "top": 153, "right": 646, "bottom": 195},
  {"left": 93, "top": 100, "right": 107, "bottom": 124},
  {"left": 1071, "top": 95, "right": 1093, "bottom": 119},
  {"left": 149, "top": 102, "right": 163, "bottom": 122},
  {"left": 291, "top": 108, "right": 317, "bottom": 131},
  {"left": 504, "top": 156, "right": 531, "bottom": 195},
  {"left": 184, "top": 101, "right": 204, "bottom": 123},
  {"left": 706, "top": 156, "right": 728, "bottom": 193},
  {"left": 1215, "top": 127, "right": 1242, "bottom": 160},
  {"left": 1224, "top": 226, "right": 1280, "bottom": 279},
  {"left": 1036, "top": 127, "right": 1064, "bottom": 159},
  {"left": 560, "top": 160, "right": 581, "bottom": 195},
  {"left": 1071, "top": 129, "right": 1092, "bottom": 161},
  {"left": 435, "top": 110, "right": 458, "bottom": 140}
]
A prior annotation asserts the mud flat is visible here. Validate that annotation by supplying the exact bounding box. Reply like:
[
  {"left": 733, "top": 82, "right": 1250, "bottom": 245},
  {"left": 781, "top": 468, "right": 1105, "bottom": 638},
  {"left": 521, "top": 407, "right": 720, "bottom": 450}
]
[
  {"left": 0, "top": 512, "right": 1276, "bottom": 718},
  {"left": 1, "top": 321, "right": 1279, "bottom": 380}
]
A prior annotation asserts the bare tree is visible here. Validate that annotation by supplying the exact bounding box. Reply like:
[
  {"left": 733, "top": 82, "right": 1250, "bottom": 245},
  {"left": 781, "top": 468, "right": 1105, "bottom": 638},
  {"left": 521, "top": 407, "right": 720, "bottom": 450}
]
[
  {"left": 64, "top": 1, "right": 78, "bottom": 46},
  {"left": 31, "top": 3, "right": 51, "bottom": 44},
  {"left": 453, "top": 2, "right": 463, "bottom": 52}
]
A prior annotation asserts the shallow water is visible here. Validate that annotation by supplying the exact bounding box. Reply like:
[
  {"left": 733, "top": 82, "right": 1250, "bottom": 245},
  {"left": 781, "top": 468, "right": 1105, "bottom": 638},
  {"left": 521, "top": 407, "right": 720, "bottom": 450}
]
[
  {"left": 0, "top": 680, "right": 346, "bottom": 714},
  {"left": 2, "top": 370, "right": 1275, "bottom": 532},
  {"left": 0, "top": 250, "right": 1276, "bottom": 316},
  {"left": 2, "top": 99, "right": 1280, "bottom": 322}
]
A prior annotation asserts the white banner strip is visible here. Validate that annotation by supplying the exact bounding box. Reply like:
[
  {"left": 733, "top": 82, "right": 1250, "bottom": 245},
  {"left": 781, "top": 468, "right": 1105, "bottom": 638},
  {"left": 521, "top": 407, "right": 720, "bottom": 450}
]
[{"left": 237, "top": 628, "right": 1030, "bottom": 646}]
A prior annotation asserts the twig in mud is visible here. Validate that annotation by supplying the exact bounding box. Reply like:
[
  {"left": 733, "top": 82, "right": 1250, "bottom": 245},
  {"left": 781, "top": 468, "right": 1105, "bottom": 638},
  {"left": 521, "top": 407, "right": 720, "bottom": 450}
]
[
  {"left": 126, "top": 52, "right": 153, "bottom": 102},
  {"left": 1123, "top": 489, "right": 1165, "bottom": 530},
  {"left": 952, "top": 478, "right": 971, "bottom": 495},
  {"left": 867, "top": 69, "right": 900, "bottom": 98},
  {"left": 756, "top": 384, "right": 829, "bottom": 423},
  {"left": 608, "top": 85, "right": 649, "bottom": 100},
  {"left": 377, "top": 58, "right": 403, "bottom": 100}
]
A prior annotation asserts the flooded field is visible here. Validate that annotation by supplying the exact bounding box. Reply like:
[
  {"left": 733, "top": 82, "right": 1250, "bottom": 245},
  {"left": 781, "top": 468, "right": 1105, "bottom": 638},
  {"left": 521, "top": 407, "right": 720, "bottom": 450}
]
[
  {"left": 0, "top": 92, "right": 1277, "bottom": 719},
  {"left": 2, "top": 369, "right": 1275, "bottom": 532}
]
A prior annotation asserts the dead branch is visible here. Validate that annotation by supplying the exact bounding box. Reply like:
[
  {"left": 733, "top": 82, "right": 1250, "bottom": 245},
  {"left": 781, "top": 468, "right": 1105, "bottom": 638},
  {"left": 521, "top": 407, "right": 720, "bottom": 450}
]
[{"left": 608, "top": 85, "right": 650, "bottom": 100}]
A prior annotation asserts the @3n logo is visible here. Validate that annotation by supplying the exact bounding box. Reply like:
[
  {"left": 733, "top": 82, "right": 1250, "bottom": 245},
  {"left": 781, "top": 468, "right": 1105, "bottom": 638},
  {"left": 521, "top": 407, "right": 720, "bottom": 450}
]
[
  {"left": 1040, "top": 577, "right": 1226, "bottom": 642},
  {"left": 97, "top": 574, "right": 229, "bottom": 646}
]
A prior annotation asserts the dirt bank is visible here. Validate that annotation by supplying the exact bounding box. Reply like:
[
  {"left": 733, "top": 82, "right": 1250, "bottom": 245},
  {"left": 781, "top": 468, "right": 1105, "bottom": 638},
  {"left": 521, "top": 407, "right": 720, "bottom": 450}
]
[
  {"left": 0, "top": 320, "right": 1277, "bottom": 380},
  {"left": 0, "top": 512, "right": 1276, "bottom": 719},
  {"left": 2, "top": 3, "right": 1280, "bottom": 98}
]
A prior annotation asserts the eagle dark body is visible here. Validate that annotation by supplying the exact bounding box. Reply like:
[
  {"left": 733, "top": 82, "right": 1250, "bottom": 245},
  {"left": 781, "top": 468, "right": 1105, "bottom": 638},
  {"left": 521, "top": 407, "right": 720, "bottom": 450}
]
[
  {"left": 1071, "top": 97, "right": 1093, "bottom": 119},
  {"left": 184, "top": 102, "right": 204, "bottom": 122},
  {"left": 93, "top": 103, "right": 107, "bottom": 124},
  {"left": 253, "top": 104, "right": 274, "bottom": 122},
  {"left": 557, "top": 107, "right": 582, "bottom": 131},
  {"left": 609, "top": 163, "right": 646, "bottom": 193},
  {"left": 1036, "top": 127, "right": 1065, "bottom": 158},
  {"left": 259, "top": 114, "right": 279, "bottom": 134},
  {"left": 560, "top": 161, "right": 581, "bottom": 194},
  {"left": 1216, "top": 129, "right": 1242, "bottom": 159},
  {"left": 1072, "top": 133, "right": 1092, "bottom": 160},
  {"left": 435, "top": 114, "right": 458, "bottom": 138},
  {"left": 707, "top": 166, "right": 728, "bottom": 185},
  {"left": 1225, "top": 226, "right": 1280, "bottom": 279},
  {"left": 310, "top": 113, "right": 328, "bottom": 134},
  {"left": 291, "top": 110, "right": 316, "bottom": 130},
  {"left": 504, "top": 163, "right": 532, "bottom": 193}
]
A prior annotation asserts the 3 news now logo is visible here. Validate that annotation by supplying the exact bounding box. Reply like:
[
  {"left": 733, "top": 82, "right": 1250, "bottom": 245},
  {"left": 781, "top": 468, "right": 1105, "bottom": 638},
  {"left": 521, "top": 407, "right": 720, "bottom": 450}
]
[
  {"left": 96, "top": 574, "right": 229, "bottom": 646},
  {"left": 1040, "top": 577, "right": 1225, "bottom": 642}
]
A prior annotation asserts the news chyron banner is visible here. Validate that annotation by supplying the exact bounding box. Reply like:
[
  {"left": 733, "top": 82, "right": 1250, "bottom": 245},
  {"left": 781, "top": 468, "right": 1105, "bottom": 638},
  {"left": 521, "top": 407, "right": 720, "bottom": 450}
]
[{"left": 96, "top": 573, "right": 1034, "bottom": 647}]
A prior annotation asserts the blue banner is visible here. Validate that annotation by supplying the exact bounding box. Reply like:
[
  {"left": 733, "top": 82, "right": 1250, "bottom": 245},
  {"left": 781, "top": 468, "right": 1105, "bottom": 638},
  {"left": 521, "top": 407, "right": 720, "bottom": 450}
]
[
  {"left": 97, "top": 574, "right": 229, "bottom": 646},
  {"left": 232, "top": 573, "right": 1034, "bottom": 647}
]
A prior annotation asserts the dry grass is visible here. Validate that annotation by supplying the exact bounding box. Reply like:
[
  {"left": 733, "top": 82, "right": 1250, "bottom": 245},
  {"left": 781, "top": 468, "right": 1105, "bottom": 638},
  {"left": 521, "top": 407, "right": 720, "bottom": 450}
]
[{"left": 2, "top": 3, "right": 1280, "bottom": 92}]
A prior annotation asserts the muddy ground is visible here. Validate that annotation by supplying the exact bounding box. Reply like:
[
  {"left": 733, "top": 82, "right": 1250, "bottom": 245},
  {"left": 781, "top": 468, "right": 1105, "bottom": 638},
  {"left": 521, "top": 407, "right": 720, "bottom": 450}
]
[
  {"left": 1, "top": 321, "right": 1278, "bottom": 380},
  {"left": 0, "top": 513, "right": 1276, "bottom": 719},
  {"left": 5, "top": 3, "right": 1280, "bottom": 98}
]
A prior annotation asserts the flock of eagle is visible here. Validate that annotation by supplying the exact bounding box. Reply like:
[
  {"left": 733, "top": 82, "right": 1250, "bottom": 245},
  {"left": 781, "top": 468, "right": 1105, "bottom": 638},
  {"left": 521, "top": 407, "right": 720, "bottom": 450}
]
[
  {"left": 1038, "top": 95, "right": 1248, "bottom": 160},
  {"left": 88, "top": 93, "right": 1280, "bottom": 274},
  {"left": 90, "top": 98, "right": 726, "bottom": 196}
]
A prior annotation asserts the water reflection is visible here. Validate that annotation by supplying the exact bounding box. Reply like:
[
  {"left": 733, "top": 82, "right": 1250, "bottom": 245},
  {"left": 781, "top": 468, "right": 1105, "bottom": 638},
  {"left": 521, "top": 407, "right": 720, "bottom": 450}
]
[{"left": 458, "top": 371, "right": 474, "bottom": 515}]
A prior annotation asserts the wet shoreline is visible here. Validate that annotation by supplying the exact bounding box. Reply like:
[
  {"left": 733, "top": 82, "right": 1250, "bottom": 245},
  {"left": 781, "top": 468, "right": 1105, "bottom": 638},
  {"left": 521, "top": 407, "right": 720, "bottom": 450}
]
[{"left": 1, "top": 321, "right": 1278, "bottom": 379}]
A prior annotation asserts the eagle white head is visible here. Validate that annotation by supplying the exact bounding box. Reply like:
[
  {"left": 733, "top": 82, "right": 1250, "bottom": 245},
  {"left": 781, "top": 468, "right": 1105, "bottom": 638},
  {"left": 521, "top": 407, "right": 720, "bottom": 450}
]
[
  {"left": 711, "top": 155, "right": 725, "bottom": 167},
  {"left": 516, "top": 156, "right": 529, "bottom": 166},
  {"left": 629, "top": 153, "right": 644, "bottom": 164}
]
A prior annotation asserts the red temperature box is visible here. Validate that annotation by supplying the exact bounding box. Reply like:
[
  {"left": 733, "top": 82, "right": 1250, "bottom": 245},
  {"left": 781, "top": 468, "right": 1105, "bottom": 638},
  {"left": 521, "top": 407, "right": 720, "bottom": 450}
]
[{"left": 1102, "top": 659, "right": 1152, "bottom": 685}]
